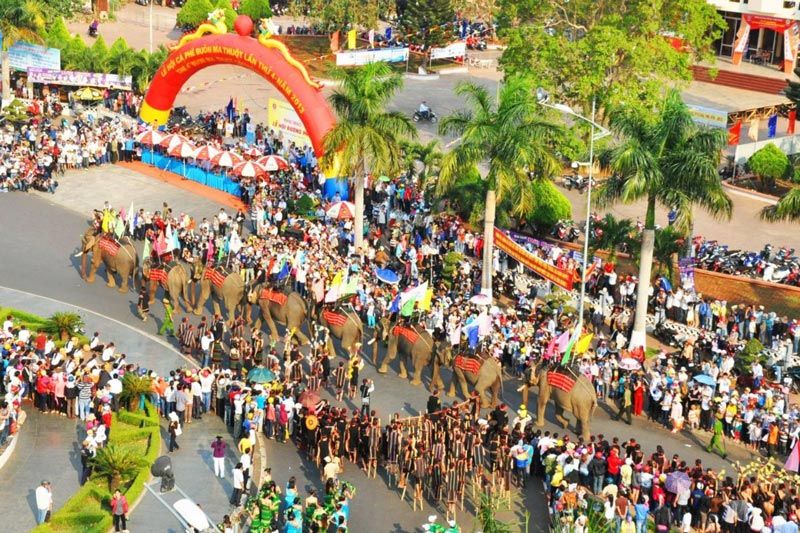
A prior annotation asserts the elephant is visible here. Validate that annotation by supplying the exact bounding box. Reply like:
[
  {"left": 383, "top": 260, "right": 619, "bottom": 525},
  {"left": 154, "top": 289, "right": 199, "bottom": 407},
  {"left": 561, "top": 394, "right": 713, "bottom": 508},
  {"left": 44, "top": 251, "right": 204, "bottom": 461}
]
[
  {"left": 445, "top": 349, "right": 504, "bottom": 409},
  {"left": 76, "top": 227, "right": 139, "bottom": 293},
  {"left": 518, "top": 363, "right": 597, "bottom": 441},
  {"left": 141, "top": 258, "right": 194, "bottom": 313},
  {"left": 374, "top": 317, "right": 446, "bottom": 390},
  {"left": 246, "top": 282, "right": 310, "bottom": 347},
  {"left": 309, "top": 304, "right": 363, "bottom": 358},
  {"left": 192, "top": 264, "right": 245, "bottom": 323}
]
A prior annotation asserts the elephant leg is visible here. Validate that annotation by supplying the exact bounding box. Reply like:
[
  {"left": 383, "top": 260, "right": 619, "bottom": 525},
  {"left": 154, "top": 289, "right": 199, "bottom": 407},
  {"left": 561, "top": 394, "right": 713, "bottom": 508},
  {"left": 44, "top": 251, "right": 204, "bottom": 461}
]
[
  {"left": 398, "top": 355, "right": 409, "bottom": 380},
  {"left": 491, "top": 379, "right": 501, "bottom": 406},
  {"left": 118, "top": 267, "right": 130, "bottom": 293},
  {"left": 519, "top": 385, "right": 529, "bottom": 407},
  {"left": 554, "top": 404, "right": 569, "bottom": 429},
  {"left": 410, "top": 359, "right": 423, "bottom": 386},
  {"left": 478, "top": 386, "right": 491, "bottom": 409},
  {"left": 148, "top": 281, "right": 157, "bottom": 305},
  {"left": 579, "top": 416, "right": 591, "bottom": 441},
  {"left": 447, "top": 371, "right": 458, "bottom": 398},
  {"left": 378, "top": 343, "right": 396, "bottom": 374},
  {"left": 458, "top": 377, "right": 471, "bottom": 399},
  {"left": 292, "top": 326, "right": 310, "bottom": 347},
  {"left": 105, "top": 266, "right": 117, "bottom": 288},
  {"left": 536, "top": 391, "right": 549, "bottom": 427},
  {"left": 264, "top": 312, "right": 280, "bottom": 344}
]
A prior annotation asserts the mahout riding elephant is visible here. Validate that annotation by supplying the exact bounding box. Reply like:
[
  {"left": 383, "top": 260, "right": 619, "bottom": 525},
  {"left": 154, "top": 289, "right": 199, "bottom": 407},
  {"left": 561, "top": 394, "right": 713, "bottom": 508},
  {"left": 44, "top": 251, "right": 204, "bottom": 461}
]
[
  {"left": 374, "top": 317, "right": 446, "bottom": 389},
  {"left": 309, "top": 304, "right": 363, "bottom": 357},
  {"left": 246, "top": 282, "right": 310, "bottom": 346},
  {"left": 518, "top": 363, "right": 597, "bottom": 441},
  {"left": 76, "top": 227, "right": 139, "bottom": 293},
  {"left": 141, "top": 258, "right": 194, "bottom": 313},
  {"left": 192, "top": 264, "right": 245, "bottom": 323},
  {"left": 444, "top": 348, "right": 503, "bottom": 408}
]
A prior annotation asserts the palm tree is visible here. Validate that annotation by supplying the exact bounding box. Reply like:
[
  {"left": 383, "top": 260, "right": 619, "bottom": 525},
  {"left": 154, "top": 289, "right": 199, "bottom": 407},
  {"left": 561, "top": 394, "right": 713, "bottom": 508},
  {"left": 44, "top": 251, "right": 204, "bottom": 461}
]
[
  {"left": 407, "top": 139, "right": 443, "bottom": 189},
  {"left": 589, "top": 214, "right": 635, "bottom": 263},
  {"left": 322, "top": 62, "right": 417, "bottom": 251},
  {"left": 652, "top": 227, "right": 685, "bottom": 279},
  {"left": 91, "top": 444, "right": 146, "bottom": 491},
  {"left": 0, "top": 0, "right": 47, "bottom": 101},
  {"left": 760, "top": 188, "right": 800, "bottom": 222},
  {"left": 596, "top": 89, "right": 732, "bottom": 347},
  {"left": 437, "top": 77, "right": 563, "bottom": 296}
]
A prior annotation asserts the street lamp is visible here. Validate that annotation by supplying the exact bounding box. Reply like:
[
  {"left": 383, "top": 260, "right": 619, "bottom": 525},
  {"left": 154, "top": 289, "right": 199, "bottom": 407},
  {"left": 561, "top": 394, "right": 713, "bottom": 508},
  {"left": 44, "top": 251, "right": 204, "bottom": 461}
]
[{"left": 536, "top": 89, "right": 610, "bottom": 333}]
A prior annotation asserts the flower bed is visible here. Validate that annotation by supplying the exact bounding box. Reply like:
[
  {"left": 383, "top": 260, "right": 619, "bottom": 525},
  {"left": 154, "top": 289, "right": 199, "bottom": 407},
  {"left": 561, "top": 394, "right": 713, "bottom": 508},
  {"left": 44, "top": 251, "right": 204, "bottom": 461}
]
[{"left": 32, "top": 402, "right": 161, "bottom": 533}]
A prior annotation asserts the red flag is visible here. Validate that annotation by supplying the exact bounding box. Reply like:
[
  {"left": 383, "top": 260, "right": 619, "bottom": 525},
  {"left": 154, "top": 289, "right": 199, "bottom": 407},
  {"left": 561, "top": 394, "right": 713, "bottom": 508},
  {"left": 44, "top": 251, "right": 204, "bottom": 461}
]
[
  {"left": 789, "top": 110, "right": 797, "bottom": 135},
  {"left": 728, "top": 120, "right": 742, "bottom": 146},
  {"left": 330, "top": 31, "right": 340, "bottom": 52}
]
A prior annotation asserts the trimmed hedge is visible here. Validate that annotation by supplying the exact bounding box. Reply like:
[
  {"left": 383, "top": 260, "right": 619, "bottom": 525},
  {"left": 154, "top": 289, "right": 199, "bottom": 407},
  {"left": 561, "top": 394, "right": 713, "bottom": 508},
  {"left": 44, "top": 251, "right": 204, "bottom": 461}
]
[{"left": 32, "top": 401, "right": 161, "bottom": 533}]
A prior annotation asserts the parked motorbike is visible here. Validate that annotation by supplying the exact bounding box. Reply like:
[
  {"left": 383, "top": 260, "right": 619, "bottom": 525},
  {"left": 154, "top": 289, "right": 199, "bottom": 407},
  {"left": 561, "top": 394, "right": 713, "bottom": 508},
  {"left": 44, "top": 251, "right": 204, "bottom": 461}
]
[{"left": 563, "top": 174, "right": 594, "bottom": 193}]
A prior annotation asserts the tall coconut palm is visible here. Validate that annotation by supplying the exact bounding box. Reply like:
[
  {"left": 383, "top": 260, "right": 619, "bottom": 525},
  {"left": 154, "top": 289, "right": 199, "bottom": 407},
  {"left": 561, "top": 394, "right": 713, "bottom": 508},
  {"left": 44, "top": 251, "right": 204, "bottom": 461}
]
[
  {"left": 437, "top": 77, "right": 563, "bottom": 296},
  {"left": 322, "top": 62, "right": 416, "bottom": 251},
  {"left": 407, "top": 139, "right": 443, "bottom": 189},
  {"left": 0, "top": 0, "right": 47, "bottom": 102},
  {"left": 596, "top": 89, "right": 732, "bottom": 348}
]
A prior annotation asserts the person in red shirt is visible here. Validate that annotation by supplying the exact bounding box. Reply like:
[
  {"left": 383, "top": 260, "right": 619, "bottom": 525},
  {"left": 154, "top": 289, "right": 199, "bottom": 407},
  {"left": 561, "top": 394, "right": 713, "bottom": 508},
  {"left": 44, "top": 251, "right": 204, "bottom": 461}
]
[
  {"left": 606, "top": 446, "right": 623, "bottom": 484},
  {"left": 34, "top": 331, "right": 47, "bottom": 355},
  {"left": 110, "top": 489, "right": 129, "bottom": 532}
]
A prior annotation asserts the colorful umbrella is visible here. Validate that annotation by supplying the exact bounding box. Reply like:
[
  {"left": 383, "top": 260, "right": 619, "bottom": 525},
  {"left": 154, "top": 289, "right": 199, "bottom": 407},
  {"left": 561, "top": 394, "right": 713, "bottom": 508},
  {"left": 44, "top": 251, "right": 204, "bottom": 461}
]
[
  {"left": 210, "top": 150, "right": 243, "bottom": 168},
  {"left": 231, "top": 160, "right": 267, "bottom": 178},
  {"left": 135, "top": 129, "right": 163, "bottom": 146},
  {"left": 693, "top": 374, "right": 716, "bottom": 387},
  {"left": 243, "top": 146, "right": 261, "bottom": 158},
  {"left": 375, "top": 268, "right": 400, "bottom": 284},
  {"left": 73, "top": 86, "right": 103, "bottom": 101},
  {"left": 326, "top": 201, "right": 356, "bottom": 220},
  {"left": 257, "top": 154, "right": 290, "bottom": 172},
  {"left": 160, "top": 133, "right": 186, "bottom": 151},
  {"left": 298, "top": 389, "right": 322, "bottom": 411},
  {"left": 193, "top": 144, "right": 220, "bottom": 161},
  {"left": 470, "top": 294, "right": 492, "bottom": 306},
  {"left": 168, "top": 140, "right": 197, "bottom": 159},
  {"left": 665, "top": 471, "right": 691, "bottom": 494},
  {"left": 618, "top": 358, "right": 641, "bottom": 371},
  {"left": 246, "top": 367, "right": 276, "bottom": 384},
  {"left": 378, "top": 175, "right": 391, "bottom": 182}
]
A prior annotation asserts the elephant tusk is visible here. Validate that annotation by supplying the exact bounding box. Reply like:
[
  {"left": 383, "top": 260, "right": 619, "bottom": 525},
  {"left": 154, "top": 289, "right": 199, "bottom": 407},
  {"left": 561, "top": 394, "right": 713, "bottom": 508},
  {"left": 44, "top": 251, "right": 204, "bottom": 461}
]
[
  {"left": 74, "top": 251, "right": 84, "bottom": 257},
  {"left": 367, "top": 337, "right": 376, "bottom": 345}
]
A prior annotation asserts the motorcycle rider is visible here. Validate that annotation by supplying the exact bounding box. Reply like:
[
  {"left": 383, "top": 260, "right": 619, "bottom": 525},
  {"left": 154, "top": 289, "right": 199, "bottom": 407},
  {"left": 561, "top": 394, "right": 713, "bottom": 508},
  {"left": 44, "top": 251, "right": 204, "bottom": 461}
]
[
  {"left": 88, "top": 19, "right": 99, "bottom": 37},
  {"left": 418, "top": 101, "right": 431, "bottom": 120}
]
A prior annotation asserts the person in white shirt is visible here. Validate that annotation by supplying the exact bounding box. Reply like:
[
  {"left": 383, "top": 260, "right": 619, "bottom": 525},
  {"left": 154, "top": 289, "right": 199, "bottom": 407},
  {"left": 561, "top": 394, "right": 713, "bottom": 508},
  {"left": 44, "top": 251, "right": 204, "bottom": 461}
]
[
  {"left": 230, "top": 463, "right": 244, "bottom": 506},
  {"left": 35, "top": 481, "right": 52, "bottom": 524}
]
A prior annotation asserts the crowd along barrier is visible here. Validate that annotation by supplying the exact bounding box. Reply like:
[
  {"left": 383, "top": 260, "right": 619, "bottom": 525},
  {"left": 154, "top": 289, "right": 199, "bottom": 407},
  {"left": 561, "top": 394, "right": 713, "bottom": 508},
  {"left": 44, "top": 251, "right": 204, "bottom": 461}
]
[{"left": 141, "top": 148, "right": 242, "bottom": 197}]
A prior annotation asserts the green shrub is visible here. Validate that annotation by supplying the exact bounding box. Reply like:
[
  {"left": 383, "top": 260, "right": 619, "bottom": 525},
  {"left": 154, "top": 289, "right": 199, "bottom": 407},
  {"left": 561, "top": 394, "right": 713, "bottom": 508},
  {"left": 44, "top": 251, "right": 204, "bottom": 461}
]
[
  {"left": 44, "top": 311, "right": 85, "bottom": 342},
  {"left": 177, "top": 0, "right": 214, "bottom": 28},
  {"left": 748, "top": 143, "right": 790, "bottom": 189},
  {"left": 524, "top": 179, "right": 572, "bottom": 227},
  {"left": 238, "top": 0, "right": 272, "bottom": 20},
  {"left": 737, "top": 338, "right": 767, "bottom": 373}
]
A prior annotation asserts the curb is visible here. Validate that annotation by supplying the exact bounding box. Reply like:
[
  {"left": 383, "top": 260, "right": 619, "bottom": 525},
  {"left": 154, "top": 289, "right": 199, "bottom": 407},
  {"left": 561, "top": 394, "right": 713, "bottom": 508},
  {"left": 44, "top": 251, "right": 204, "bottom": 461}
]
[
  {"left": 404, "top": 73, "right": 440, "bottom": 81},
  {"left": 438, "top": 66, "right": 469, "bottom": 75},
  {"left": 722, "top": 182, "right": 778, "bottom": 204},
  {"left": 0, "top": 433, "right": 18, "bottom": 471}
]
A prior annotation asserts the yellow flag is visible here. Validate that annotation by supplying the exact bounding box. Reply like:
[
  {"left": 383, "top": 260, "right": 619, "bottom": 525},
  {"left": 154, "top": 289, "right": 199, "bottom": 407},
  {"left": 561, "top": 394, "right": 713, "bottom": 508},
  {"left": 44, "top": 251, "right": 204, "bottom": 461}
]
[
  {"left": 347, "top": 29, "right": 357, "bottom": 50},
  {"left": 575, "top": 333, "right": 594, "bottom": 355},
  {"left": 331, "top": 269, "right": 344, "bottom": 289},
  {"left": 417, "top": 288, "right": 434, "bottom": 312}
]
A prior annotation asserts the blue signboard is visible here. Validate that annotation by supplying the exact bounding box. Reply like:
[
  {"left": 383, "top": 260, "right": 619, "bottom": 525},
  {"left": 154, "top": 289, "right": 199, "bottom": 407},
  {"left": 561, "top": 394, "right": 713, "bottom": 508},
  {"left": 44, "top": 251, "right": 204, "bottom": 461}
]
[{"left": 8, "top": 41, "right": 61, "bottom": 72}]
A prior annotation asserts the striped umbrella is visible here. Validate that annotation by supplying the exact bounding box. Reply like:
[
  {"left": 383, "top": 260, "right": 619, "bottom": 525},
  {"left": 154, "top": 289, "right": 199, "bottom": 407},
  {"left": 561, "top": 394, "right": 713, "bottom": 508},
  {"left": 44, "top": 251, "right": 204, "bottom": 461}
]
[
  {"left": 210, "top": 150, "right": 243, "bottom": 168},
  {"left": 326, "top": 201, "right": 356, "bottom": 220},
  {"left": 231, "top": 160, "right": 267, "bottom": 178},
  {"left": 160, "top": 133, "right": 187, "bottom": 152},
  {"left": 135, "top": 129, "right": 163, "bottom": 145},
  {"left": 193, "top": 144, "right": 220, "bottom": 161},
  {"left": 168, "top": 140, "right": 197, "bottom": 159},
  {"left": 257, "top": 154, "right": 290, "bottom": 172},
  {"left": 243, "top": 146, "right": 261, "bottom": 158}
]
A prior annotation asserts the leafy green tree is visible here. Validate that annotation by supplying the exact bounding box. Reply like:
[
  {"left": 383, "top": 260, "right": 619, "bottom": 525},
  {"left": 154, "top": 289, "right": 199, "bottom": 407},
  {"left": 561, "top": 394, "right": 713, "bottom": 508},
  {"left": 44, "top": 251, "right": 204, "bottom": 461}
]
[
  {"left": 238, "top": 0, "right": 272, "bottom": 21},
  {"left": 497, "top": 0, "right": 724, "bottom": 119},
  {"left": 287, "top": 0, "right": 392, "bottom": 31},
  {"left": 403, "top": 139, "right": 442, "bottom": 189},
  {"left": 61, "top": 35, "right": 88, "bottom": 71},
  {"left": 89, "top": 36, "right": 110, "bottom": 72},
  {"left": 760, "top": 188, "right": 800, "bottom": 222},
  {"left": 747, "top": 143, "right": 790, "bottom": 190},
  {"left": 437, "top": 77, "right": 563, "bottom": 296},
  {"left": 177, "top": 0, "right": 215, "bottom": 28},
  {"left": 45, "top": 16, "right": 72, "bottom": 50},
  {"left": 322, "top": 62, "right": 416, "bottom": 251},
  {"left": 2, "top": 98, "right": 28, "bottom": 123},
  {"left": 518, "top": 178, "right": 571, "bottom": 228},
  {"left": 596, "top": 89, "right": 732, "bottom": 348},
  {"left": 589, "top": 214, "right": 634, "bottom": 263},
  {"left": 399, "top": 0, "right": 454, "bottom": 49}
]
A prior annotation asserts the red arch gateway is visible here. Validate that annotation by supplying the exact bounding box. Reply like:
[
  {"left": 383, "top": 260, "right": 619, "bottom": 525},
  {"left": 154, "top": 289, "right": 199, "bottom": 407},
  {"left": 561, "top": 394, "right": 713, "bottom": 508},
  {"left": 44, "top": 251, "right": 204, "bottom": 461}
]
[{"left": 139, "top": 32, "right": 335, "bottom": 157}]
